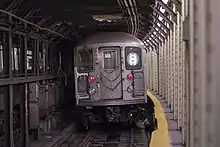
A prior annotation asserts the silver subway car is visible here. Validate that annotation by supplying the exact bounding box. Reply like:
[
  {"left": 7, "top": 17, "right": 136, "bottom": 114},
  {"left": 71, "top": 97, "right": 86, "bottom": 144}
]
[{"left": 74, "top": 32, "right": 156, "bottom": 131}]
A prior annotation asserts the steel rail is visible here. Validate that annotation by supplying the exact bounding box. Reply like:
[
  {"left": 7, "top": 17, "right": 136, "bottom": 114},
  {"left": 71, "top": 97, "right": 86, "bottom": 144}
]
[
  {"left": 46, "top": 125, "right": 151, "bottom": 147},
  {"left": 130, "top": 128, "right": 134, "bottom": 147}
]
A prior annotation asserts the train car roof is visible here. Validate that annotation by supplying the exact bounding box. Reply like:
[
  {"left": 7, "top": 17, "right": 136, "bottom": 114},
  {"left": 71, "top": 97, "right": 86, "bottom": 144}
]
[{"left": 78, "top": 32, "right": 144, "bottom": 46}]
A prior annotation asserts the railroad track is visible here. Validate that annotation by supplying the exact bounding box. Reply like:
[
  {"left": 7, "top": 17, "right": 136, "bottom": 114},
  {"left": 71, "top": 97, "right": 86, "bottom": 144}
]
[{"left": 48, "top": 124, "right": 150, "bottom": 147}]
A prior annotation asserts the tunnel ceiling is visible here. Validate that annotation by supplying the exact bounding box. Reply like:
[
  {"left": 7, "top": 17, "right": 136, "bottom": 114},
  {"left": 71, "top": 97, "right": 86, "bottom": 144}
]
[{"left": 0, "top": 0, "right": 156, "bottom": 44}]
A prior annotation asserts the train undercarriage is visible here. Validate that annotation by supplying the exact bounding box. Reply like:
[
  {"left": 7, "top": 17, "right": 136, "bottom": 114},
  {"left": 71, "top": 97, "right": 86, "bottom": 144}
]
[{"left": 76, "top": 101, "right": 158, "bottom": 134}]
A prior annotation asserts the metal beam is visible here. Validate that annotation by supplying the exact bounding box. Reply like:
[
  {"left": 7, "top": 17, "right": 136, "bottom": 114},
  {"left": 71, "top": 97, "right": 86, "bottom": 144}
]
[
  {"left": 156, "top": 0, "right": 177, "bottom": 22},
  {"left": 24, "top": 9, "right": 39, "bottom": 20},
  {"left": 143, "top": 42, "right": 149, "bottom": 50},
  {"left": 150, "top": 26, "right": 166, "bottom": 41},
  {"left": 145, "top": 39, "right": 158, "bottom": 49},
  {"left": 36, "top": 35, "right": 40, "bottom": 75},
  {"left": 143, "top": 42, "right": 153, "bottom": 51},
  {"left": 148, "top": 36, "right": 160, "bottom": 47},
  {"left": 148, "top": 20, "right": 167, "bottom": 39},
  {"left": 24, "top": 23, "right": 27, "bottom": 77},
  {"left": 37, "top": 17, "right": 51, "bottom": 26},
  {"left": 170, "top": 0, "right": 182, "bottom": 13},
  {"left": 27, "top": 17, "right": 51, "bottom": 37},
  {"left": 0, "top": 75, "right": 56, "bottom": 86},
  {"left": 0, "top": 25, "right": 39, "bottom": 39},
  {"left": 152, "top": 22, "right": 168, "bottom": 37},
  {"left": 152, "top": 6, "right": 174, "bottom": 27},
  {"left": 39, "top": 22, "right": 58, "bottom": 40},
  {"left": 147, "top": 32, "right": 162, "bottom": 45},
  {"left": 4, "top": 86, "right": 13, "bottom": 147},
  {"left": 20, "top": 85, "right": 26, "bottom": 147},
  {"left": 149, "top": 27, "right": 164, "bottom": 40},
  {"left": 8, "top": 85, "right": 13, "bottom": 147},
  {"left": 144, "top": 39, "right": 154, "bottom": 48},
  {"left": 0, "top": 25, "right": 49, "bottom": 43},
  {"left": 143, "top": 44, "right": 150, "bottom": 52},
  {"left": 11, "top": 8, "right": 38, "bottom": 32},
  {"left": 5, "top": 14, "right": 14, "bottom": 147},
  {"left": 3, "top": 0, "right": 23, "bottom": 12},
  {"left": 148, "top": 32, "right": 163, "bottom": 44},
  {"left": 0, "top": 9, "right": 68, "bottom": 39},
  {"left": 149, "top": 14, "right": 172, "bottom": 31}
]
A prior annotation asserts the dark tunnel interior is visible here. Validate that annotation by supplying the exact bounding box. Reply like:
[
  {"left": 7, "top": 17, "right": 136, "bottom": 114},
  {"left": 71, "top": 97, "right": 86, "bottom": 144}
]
[
  {"left": 0, "top": 0, "right": 216, "bottom": 147},
  {"left": 0, "top": 0, "right": 165, "bottom": 146},
  {"left": 0, "top": 0, "right": 156, "bottom": 120}
]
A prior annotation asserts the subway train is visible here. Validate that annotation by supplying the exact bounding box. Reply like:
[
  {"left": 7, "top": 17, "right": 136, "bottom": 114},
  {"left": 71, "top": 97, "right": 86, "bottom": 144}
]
[{"left": 74, "top": 32, "right": 157, "bottom": 131}]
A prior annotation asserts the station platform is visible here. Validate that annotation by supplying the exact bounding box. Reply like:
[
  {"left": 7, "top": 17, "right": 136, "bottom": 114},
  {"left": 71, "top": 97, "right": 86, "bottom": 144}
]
[{"left": 148, "top": 91, "right": 183, "bottom": 147}]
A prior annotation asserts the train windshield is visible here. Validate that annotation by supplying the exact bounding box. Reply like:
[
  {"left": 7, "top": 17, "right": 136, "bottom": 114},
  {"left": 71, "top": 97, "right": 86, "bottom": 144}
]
[
  {"left": 77, "top": 49, "right": 93, "bottom": 72},
  {"left": 125, "top": 47, "right": 142, "bottom": 70}
]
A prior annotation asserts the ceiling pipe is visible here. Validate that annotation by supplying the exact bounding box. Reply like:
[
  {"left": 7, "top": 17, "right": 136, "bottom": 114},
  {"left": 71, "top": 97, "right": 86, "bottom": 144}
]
[
  {"left": 117, "top": 0, "right": 139, "bottom": 35},
  {"left": 128, "top": 0, "right": 139, "bottom": 35},
  {"left": 117, "top": 0, "right": 130, "bottom": 32},
  {"left": 130, "top": 0, "right": 139, "bottom": 36},
  {"left": 123, "top": 0, "right": 134, "bottom": 34},
  {"left": 119, "top": 0, "right": 132, "bottom": 33},
  {"left": 128, "top": 0, "right": 136, "bottom": 34},
  {"left": 118, "top": 0, "right": 134, "bottom": 33}
]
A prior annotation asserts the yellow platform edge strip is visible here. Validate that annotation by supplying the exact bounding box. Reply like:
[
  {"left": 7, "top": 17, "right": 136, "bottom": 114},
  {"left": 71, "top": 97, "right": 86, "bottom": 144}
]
[{"left": 147, "top": 91, "right": 171, "bottom": 147}]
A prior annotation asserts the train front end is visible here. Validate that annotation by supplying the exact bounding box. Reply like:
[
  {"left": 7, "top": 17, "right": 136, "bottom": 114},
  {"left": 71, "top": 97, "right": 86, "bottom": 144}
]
[
  {"left": 73, "top": 33, "right": 156, "bottom": 132},
  {"left": 74, "top": 47, "right": 147, "bottom": 106}
]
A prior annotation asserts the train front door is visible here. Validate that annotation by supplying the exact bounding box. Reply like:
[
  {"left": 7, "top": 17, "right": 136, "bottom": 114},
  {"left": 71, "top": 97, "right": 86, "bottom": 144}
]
[{"left": 98, "top": 47, "right": 122, "bottom": 100}]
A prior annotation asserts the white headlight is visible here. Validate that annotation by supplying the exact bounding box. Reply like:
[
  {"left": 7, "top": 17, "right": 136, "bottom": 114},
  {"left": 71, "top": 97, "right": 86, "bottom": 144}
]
[
  {"left": 127, "top": 86, "right": 134, "bottom": 93},
  {"left": 127, "top": 53, "right": 139, "bottom": 66},
  {"left": 89, "top": 88, "right": 96, "bottom": 95}
]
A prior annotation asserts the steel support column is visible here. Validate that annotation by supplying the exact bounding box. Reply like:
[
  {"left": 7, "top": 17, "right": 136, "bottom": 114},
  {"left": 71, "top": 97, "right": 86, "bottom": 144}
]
[
  {"left": 173, "top": 4, "right": 178, "bottom": 118},
  {"left": 169, "top": 29, "right": 171, "bottom": 107},
  {"left": 161, "top": 42, "right": 166, "bottom": 98},
  {"left": 189, "top": 0, "right": 219, "bottom": 146},
  {"left": 165, "top": 37, "right": 169, "bottom": 102},
  {"left": 4, "top": 15, "right": 14, "bottom": 147},
  {"left": 19, "top": 84, "right": 26, "bottom": 147},
  {"left": 181, "top": 0, "right": 188, "bottom": 144},
  {"left": 24, "top": 24, "right": 27, "bottom": 78},
  {"left": 177, "top": 10, "right": 183, "bottom": 130}
]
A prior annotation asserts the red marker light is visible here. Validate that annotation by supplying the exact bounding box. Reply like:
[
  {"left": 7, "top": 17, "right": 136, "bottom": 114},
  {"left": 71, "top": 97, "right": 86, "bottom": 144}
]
[
  {"left": 127, "top": 74, "right": 133, "bottom": 81},
  {"left": 88, "top": 76, "right": 95, "bottom": 83}
]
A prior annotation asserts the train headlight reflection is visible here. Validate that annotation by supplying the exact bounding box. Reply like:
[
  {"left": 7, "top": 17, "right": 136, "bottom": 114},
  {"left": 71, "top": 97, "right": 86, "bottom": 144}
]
[
  {"left": 127, "top": 53, "right": 139, "bottom": 66},
  {"left": 89, "top": 88, "right": 96, "bottom": 95}
]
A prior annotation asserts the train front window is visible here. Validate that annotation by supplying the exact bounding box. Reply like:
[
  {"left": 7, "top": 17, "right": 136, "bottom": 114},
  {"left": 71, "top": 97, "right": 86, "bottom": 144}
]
[
  {"left": 77, "top": 49, "right": 93, "bottom": 72},
  {"left": 103, "top": 50, "right": 117, "bottom": 70},
  {"left": 125, "top": 47, "right": 142, "bottom": 70}
]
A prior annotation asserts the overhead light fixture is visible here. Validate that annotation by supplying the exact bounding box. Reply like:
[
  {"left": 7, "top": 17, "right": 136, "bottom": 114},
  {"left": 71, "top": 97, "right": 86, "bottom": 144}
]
[{"left": 92, "top": 15, "right": 123, "bottom": 22}]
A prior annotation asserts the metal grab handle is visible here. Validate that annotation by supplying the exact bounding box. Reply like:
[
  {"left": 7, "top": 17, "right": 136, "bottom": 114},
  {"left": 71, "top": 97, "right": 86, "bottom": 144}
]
[{"left": 96, "top": 74, "right": 102, "bottom": 82}]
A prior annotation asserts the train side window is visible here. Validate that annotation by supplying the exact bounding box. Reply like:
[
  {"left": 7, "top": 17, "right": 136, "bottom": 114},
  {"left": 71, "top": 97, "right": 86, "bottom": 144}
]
[
  {"left": 77, "top": 49, "right": 93, "bottom": 73},
  {"left": 125, "top": 46, "right": 142, "bottom": 70}
]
